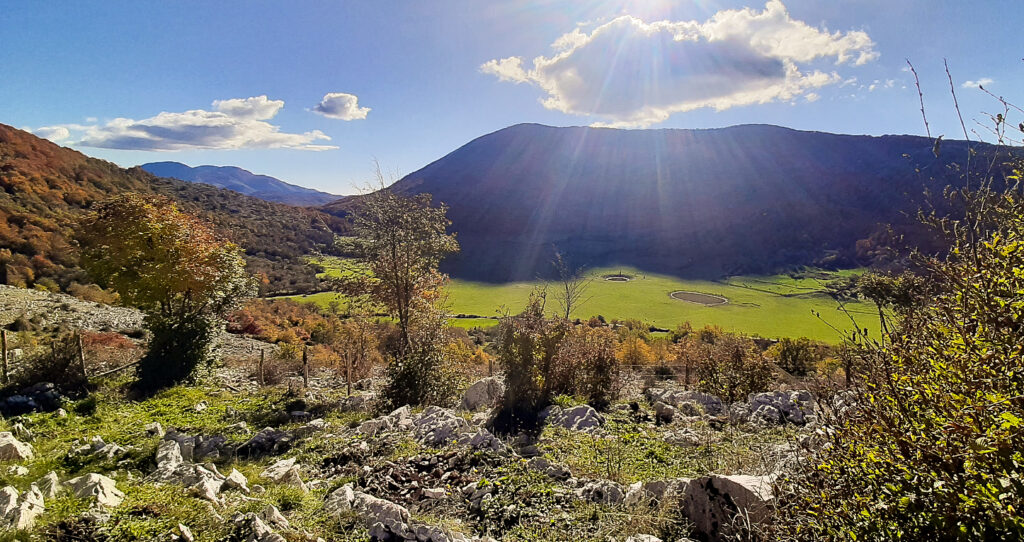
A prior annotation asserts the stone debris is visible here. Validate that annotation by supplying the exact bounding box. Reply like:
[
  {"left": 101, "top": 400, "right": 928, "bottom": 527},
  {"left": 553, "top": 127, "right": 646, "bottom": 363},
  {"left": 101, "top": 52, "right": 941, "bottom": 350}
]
[
  {"left": 237, "top": 427, "right": 294, "bottom": 457},
  {"left": 684, "top": 474, "right": 775, "bottom": 542},
  {"left": 358, "top": 406, "right": 413, "bottom": 437},
  {"left": 0, "top": 432, "right": 34, "bottom": 461},
  {"left": 545, "top": 405, "right": 604, "bottom": 432},
  {"left": 748, "top": 391, "right": 815, "bottom": 426},
  {"left": 66, "top": 473, "right": 125, "bottom": 507},
  {"left": 260, "top": 458, "right": 307, "bottom": 492},
  {"left": 460, "top": 377, "right": 504, "bottom": 411},
  {"left": 579, "top": 479, "right": 625, "bottom": 505}
]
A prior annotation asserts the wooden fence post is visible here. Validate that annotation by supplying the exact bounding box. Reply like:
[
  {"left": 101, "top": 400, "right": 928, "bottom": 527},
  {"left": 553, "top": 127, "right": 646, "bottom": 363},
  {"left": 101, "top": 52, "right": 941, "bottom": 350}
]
[
  {"left": 1, "top": 330, "right": 7, "bottom": 385},
  {"left": 346, "top": 355, "right": 352, "bottom": 397},
  {"left": 302, "top": 346, "right": 309, "bottom": 389},
  {"left": 76, "top": 333, "right": 87, "bottom": 380},
  {"left": 258, "top": 349, "right": 265, "bottom": 386}
]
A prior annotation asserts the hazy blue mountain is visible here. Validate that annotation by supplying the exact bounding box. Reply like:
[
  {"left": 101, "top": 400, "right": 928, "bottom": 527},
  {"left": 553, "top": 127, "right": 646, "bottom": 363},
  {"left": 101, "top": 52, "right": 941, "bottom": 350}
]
[
  {"left": 141, "top": 161, "right": 340, "bottom": 206},
  {"left": 325, "top": 123, "right": 1009, "bottom": 281}
]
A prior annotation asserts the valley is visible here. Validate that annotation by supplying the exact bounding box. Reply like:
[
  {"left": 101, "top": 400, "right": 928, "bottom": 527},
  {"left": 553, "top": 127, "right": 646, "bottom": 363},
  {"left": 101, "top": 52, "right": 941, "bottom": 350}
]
[{"left": 294, "top": 257, "right": 877, "bottom": 342}]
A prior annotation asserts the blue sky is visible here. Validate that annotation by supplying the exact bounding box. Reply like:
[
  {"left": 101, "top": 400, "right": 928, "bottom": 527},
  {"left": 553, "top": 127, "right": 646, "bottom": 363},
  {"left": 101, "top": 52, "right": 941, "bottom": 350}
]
[{"left": 2, "top": 1, "right": 1021, "bottom": 195}]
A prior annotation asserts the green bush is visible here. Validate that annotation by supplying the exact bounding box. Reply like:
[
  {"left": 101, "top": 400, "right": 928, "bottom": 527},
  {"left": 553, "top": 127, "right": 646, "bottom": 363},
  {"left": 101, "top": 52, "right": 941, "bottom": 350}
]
[
  {"left": 776, "top": 171, "right": 1024, "bottom": 540},
  {"left": 135, "top": 315, "right": 218, "bottom": 393}
]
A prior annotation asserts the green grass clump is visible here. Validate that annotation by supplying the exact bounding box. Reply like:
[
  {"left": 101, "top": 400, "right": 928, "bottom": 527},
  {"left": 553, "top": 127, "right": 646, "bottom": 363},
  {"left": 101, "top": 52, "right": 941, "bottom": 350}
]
[{"left": 539, "top": 407, "right": 793, "bottom": 485}]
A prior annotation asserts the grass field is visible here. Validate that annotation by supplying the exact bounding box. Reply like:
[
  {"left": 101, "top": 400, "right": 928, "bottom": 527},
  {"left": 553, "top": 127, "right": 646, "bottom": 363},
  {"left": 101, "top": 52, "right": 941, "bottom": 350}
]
[{"left": 293, "top": 258, "right": 878, "bottom": 342}]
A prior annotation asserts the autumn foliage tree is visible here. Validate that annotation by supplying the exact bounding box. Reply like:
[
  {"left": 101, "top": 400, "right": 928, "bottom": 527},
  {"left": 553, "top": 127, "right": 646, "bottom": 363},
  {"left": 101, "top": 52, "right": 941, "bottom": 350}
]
[{"left": 78, "top": 194, "right": 255, "bottom": 391}]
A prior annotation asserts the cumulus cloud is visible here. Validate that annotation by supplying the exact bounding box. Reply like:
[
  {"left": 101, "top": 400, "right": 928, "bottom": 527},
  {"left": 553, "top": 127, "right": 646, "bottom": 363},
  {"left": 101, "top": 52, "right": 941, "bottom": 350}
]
[
  {"left": 481, "top": 0, "right": 878, "bottom": 127},
  {"left": 32, "top": 126, "right": 71, "bottom": 142},
  {"left": 42, "top": 96, "right": 336, "bottom": 151},
  {"left": 312, "top": 93, "right": 371, "bottom": 120},
  {"left": 212, "top": 95, "right": 284, "bottom": 119},
  {"left": 961, "top": 77, "right": 993, "bottom": 89}
]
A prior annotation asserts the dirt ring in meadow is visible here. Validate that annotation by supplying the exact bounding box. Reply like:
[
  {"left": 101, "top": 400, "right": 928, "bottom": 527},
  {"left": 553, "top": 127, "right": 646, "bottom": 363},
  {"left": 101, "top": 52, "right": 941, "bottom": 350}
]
[
  {"left": 604, "top": 274, "right": 633, "bottom": 282},
  {"left": 669, "top": 291, "right": 729, "bottom": 306}
]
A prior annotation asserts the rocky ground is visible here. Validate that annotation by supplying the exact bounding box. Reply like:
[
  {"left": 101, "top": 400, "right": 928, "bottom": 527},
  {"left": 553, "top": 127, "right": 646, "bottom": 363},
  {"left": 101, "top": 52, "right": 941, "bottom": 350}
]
[
  {"left": 0, "top": 364, "right": 817, "bottom": 541},
  {"left": 0, "top": 287, "right": 818, "bottom": 541}
]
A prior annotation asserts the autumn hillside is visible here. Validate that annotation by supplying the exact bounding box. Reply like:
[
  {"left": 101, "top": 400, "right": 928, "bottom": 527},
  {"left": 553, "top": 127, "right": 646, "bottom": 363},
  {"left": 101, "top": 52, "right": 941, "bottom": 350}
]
[{"left": 0, "top": 124, "right": 347, "bottom": 295}]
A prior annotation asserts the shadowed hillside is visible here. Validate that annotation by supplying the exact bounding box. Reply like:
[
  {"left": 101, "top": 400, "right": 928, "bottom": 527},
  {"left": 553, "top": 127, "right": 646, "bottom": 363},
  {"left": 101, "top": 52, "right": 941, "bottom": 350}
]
[
  {"left": 325, "top": 123, "right": 1010, "bottom": 281},
  {"left": 141, "top": 161, "right": 341, "bottom": 206},
  {"left": 0, "top": 124, "right": 347, "bottom": 294}
]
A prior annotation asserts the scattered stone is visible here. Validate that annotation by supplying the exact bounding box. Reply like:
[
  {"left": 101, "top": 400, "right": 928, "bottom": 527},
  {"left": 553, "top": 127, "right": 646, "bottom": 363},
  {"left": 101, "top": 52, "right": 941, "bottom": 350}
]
[
  {"left": 9, "top": 485, "right": 44, "bottom": 529},
  {"left": 224, "top": 469, "right": 250, "bottom": 494},
  {"left": 664, "top": 429, "right": 702, "bottom": 448},
  {"left": 422, "top": 487, "right": 446, "bottom": 499},
  {"left": 547, "top": 405, "right": 603, "bottom": 432},
  {"left": 461, "top": 377, "right": 504, "bottom": 411},
  {"left": 194, "top": 401, "right": 208, "bottom": 412},
  {"left": 145, "top": 422, "right": 165, "bottom": 437},
  {"left": 259, "top": 504, "right": 289, "bottom": 529},
  {"left": 645, "top": 388, "right": 725, "bottom": 415},
  {"left": 176, "top": 523, "right": 195, "bottom": 542},
  {"left": 580, "top": 479, "right": 625, "bottom": 505},
  {"left": 684, "top": 474, "right": 774, "bottom": 541},
  {"left": 626, "top": 536, "right": 662, "bottom": 542},
  {"left": 358, "top": 406, "right": 412, "bottom": 437},
  {"left": 11, "top": 422, "right": 32, "bottom": 441},
  {"left": 0, "top": 432, "right": 34, "bottom": 461},
  {"left": 233, "top": 512, "right": 286, "bottom": 542},
  {"left": 748, "top": 391, "right": 814, "bottom": 426},
  {"left": 339, "top": 393, "right": 374, "bottom": 412},
  {"left": 653, "top": 401, "right": 676, "bottom": 423},
  {"left": 6, "top": 465, "right": 28, "bottom": 477},
  {"left": 261, "top": 458, "right": 307, "bottom": 492},
  {"left": 527, "top": 457, "right": 572, "bottom": 481},
  {"left": 413, "top": 407, "right": 470, "bottom": 446},
  {"left": 237, "top": 427, "right": 293, "bottom": 458},
  {"left": 35, "top": 471, "right": 61, "bottom": 499},
  {"left": 66, "top": 473, "right": 125, "bottom": 507},
  {"left": 0, "top": 486, "right": 19, "bottom": 519}
]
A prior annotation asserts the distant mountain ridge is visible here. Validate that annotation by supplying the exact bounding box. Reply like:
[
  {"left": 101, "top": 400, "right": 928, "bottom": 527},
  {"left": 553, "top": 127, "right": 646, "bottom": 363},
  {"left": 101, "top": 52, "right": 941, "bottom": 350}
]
[
  {"left": 141, "top": 161, "right": 341, "bottom": 206},
  {"left": 0, "top": 124, "right": 346, "bottom": 295},
  {"left": 325, "top": 123, "right": 1014, "bottom": 282}
]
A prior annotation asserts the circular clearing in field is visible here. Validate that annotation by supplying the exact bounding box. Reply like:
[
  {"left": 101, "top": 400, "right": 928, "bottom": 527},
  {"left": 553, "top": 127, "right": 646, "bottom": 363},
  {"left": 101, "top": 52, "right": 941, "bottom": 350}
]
[
  {"left": 605, "top": 275, "right": 632, "bottom": 282},
  {"left": 670, "top": 291, "right": 728, "bottom": 306}
]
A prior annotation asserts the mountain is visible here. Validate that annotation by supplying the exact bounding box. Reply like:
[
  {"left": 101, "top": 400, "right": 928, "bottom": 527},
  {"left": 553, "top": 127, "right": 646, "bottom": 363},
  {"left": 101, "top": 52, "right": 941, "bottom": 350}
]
[
  {"left": 0, "top": 124, "right": 346, "bottom": 295},
  {"left": 141, "top": 161, "right": 341, "bottom": 206},
  {"left": 325, "top": 123, "right": 1010, "bottom": 282}
]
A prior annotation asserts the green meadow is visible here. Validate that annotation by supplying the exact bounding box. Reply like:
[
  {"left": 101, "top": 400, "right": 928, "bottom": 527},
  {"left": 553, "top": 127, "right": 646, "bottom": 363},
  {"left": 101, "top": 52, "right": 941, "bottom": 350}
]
[{"left": 291, "top": 258, "right": 878, "bottom": 343}]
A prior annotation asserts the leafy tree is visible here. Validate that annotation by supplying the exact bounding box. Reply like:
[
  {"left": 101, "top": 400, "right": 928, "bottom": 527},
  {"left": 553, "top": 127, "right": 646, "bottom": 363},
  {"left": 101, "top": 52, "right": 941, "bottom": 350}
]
[
  {"left": 78, "top": 194, "right": 255, "bottom": 390},
  {"left": 343, "top": 186, "right": 459, "bottom": 351}
]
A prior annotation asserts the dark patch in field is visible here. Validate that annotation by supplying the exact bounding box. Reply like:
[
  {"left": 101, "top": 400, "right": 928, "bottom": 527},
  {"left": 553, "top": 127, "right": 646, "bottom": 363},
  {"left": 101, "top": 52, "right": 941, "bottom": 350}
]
[{"left": 670, "top": 291, "right": 728, "bottom": 306}]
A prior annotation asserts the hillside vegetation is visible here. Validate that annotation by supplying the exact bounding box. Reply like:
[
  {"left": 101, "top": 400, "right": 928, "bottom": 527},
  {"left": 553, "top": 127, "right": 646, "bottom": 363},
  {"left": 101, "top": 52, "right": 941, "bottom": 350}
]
[{"left": 0, "top": 124, "right": 347, "bottom": 295}]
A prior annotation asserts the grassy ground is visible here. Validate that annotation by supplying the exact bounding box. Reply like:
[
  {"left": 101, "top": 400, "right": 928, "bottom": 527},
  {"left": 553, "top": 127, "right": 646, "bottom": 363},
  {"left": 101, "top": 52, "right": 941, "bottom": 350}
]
[{"left": 300, "top": 258, "right": 877, "bottom": 342}]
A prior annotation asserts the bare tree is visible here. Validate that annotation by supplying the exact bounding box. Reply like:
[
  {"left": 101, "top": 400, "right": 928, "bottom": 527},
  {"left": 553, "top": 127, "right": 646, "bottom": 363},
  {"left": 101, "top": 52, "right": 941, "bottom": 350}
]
[{"left": 551, "top": 251, "right": 591, "bottom": 320}]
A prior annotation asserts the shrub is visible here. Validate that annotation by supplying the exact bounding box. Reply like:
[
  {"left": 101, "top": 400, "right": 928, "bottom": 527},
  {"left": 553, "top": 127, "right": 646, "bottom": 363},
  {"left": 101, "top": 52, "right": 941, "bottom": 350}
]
[
  {"left": 135, "top": 315, "right": 218, "bottom": 393},
  {"left": 378, "top": 303, "right": 461, "bottom": 410},
  {"left": 691, "top": 333, "right": 773, "bottom": 403},
  {"left": 767, "top": 337, "right": 817, "bottom": 377},
  {"left": 10, "top": 333, "right": 89, "bottom": 396},
  {"left": 496, "top": 293, "right": 621, "bottom": 427},
  {"left": 775, "top": 164, "right": 1024, "bottom": 539}
]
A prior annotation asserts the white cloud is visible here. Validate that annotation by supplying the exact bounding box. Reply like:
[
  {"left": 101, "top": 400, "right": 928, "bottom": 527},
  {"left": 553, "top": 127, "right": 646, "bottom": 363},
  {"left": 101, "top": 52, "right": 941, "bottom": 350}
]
[
  {"left": 480, "top": 57, "right": 529, "bottom": 83},
  {"left": 212, "top": 95, "right": 284, "bottom": 120},
  {"left": 481, "top": 0, "right": 877, "bottom": 127},
  {"left": 32, "top": 126, "right": 71, "bottom": 142},
  {"left": 961, "top": 77, "right": 993, "bottom": 88},
  {"left": 312, "top": 93, "right": 371, "bottom": 120},
  {"left": 805, "top": 92, "right": 820, "bottom": 102},
  {"left": 43, "top": 96, "right": 336, "bottom": 151}
]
